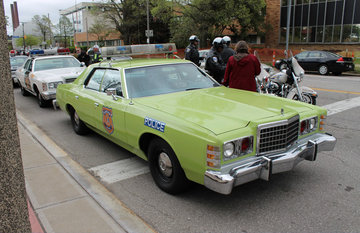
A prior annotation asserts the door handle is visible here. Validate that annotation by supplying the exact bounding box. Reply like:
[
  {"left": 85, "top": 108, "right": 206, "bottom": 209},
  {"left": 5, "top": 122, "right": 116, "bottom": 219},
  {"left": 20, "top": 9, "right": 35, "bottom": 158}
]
[
  {"left": 75, "top": 96, "right": 79, "bottom": 99},
  {"left": 94, "top": 103, "right": 99, "bottom": 107}
]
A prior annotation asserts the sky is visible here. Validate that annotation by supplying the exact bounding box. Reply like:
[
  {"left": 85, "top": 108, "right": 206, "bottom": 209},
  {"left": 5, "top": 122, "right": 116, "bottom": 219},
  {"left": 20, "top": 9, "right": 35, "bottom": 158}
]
[{"left": 4, "top": 0, "right": 95, "bottom": 35}]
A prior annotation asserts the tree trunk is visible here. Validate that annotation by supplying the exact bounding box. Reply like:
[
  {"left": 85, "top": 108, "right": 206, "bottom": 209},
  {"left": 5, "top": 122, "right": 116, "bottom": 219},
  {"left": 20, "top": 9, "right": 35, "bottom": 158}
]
[{"left": 0, "top": 1, "right": 31, "bottom": 232}]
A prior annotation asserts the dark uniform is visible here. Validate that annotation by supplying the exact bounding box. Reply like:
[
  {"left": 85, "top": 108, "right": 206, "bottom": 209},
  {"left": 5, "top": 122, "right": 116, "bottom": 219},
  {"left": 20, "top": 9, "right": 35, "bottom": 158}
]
[
  {"left": 205, "top": 48, "right": 226, "bottom": 83},
  {"left": 185, "top": 43, "right": 200, "bottom": 66},
  {"left": 221, "top": 45, "right": 235, "bottom": 65}
]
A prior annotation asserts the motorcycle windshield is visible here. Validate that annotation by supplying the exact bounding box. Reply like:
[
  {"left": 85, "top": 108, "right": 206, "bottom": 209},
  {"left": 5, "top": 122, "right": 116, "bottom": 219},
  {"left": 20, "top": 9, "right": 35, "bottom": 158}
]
[{"left": 292, "top": 57, "right": 304, "bottom": 77}]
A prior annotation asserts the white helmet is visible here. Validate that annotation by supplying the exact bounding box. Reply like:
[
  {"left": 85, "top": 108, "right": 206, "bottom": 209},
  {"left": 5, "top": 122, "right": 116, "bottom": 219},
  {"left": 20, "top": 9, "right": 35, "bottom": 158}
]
[
  {"left": 212, "top": 37, "right": 224, "bottom": 48},
  {"left": 189, "top": 35, "right": 200, "bottom": 42},
  {"left": 222, "top": 36, "right": 231, "bottom": 44}
]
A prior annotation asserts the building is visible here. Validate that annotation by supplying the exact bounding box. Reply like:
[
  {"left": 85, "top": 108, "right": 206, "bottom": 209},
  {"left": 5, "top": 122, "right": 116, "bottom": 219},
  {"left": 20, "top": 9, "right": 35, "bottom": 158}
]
[
  {"left": 59, "top": 2, "right": 123, "bottom": 48},
  {"left": 265, "top": 0, "right": 360, "bottom": 51}
]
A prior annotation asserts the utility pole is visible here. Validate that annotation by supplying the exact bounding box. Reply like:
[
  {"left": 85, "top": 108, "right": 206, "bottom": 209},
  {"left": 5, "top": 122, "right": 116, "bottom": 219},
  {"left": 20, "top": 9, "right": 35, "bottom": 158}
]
[
  {"left": 22, "top": 22, "right": 25, "bottom": 51},
  {"left": 146, "top": 0, "right": 150, "bottom": 44},
  {"left": 285, "top": 0, "right": 291, "bottom": 58}
]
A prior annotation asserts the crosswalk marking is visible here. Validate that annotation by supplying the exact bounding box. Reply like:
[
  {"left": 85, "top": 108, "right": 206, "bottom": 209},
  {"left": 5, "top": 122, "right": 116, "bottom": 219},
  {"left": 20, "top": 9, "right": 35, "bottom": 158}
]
[
  {"left": 89, "top": 96, "right": 360, "bottom": 184},
  {"left": 88, "top": 157, "right": 149, "bottom": 184},
  {"left": 322, "top": 96, "right": 360, "bottom": 116}
]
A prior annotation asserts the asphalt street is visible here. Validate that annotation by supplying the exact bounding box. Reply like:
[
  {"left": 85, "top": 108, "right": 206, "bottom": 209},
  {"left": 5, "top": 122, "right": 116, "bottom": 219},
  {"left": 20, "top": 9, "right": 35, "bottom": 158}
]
[{"left": 14, "top": 73, "right": 360, "bottom": 232}]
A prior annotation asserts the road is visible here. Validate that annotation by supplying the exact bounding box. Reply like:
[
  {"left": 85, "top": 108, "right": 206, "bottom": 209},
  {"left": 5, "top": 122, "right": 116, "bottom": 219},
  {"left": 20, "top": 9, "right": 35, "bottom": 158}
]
[{"left": 14, "top": 73, "right": 360, "bottom": 232}]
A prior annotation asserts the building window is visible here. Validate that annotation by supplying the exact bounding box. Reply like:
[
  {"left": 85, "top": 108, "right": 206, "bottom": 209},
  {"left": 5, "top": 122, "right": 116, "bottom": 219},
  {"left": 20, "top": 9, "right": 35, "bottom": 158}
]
[{"left": 279, "top": 0, "right": 360, "bottom": 44}]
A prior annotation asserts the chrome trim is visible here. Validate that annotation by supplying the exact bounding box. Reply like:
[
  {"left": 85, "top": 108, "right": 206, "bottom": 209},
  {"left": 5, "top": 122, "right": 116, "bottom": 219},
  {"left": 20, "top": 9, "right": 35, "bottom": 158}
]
[
  {"left": 41, "top": 91, "right": 56, "bottom": 100},
  {"left": 256, "top": 115, "right": 299, "bottom": 155},
  {"left": 204, "top": 133, "right": 336, "bottom": 195}
]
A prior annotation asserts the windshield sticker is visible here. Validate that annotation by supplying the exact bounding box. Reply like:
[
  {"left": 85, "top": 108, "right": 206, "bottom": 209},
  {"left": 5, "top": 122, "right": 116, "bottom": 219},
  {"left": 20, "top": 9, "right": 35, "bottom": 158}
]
[
  {"left": 102, "top": 106, "right": 114, "bottom": 134},
  {"left": 144, "top": 117, "right": 166, "bottom": 133}
]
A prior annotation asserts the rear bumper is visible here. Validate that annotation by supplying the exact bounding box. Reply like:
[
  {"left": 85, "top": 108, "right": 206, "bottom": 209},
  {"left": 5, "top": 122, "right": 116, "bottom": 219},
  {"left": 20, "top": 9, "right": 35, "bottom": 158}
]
[{"left": 204, "top": 133, "right": 336, "bottom": 195}]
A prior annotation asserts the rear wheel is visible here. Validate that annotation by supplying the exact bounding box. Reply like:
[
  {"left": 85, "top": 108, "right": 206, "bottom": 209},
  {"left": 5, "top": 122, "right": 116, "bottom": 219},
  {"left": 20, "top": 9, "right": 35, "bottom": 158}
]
[
  {"left": 70, "top": 108, "right": 89, "bottom": 135},
  {"left": 148, "top": 138, "right": 189, "bottom": 194},
  {"left": 318, "top": 64, "right": 328, "bottom": 75}
]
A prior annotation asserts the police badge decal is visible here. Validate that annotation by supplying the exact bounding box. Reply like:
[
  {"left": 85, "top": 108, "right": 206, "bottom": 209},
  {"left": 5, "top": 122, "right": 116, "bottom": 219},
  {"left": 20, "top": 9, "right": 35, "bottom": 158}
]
[{"left": 102, "top": 106, "right": 114, "bottom": 134}]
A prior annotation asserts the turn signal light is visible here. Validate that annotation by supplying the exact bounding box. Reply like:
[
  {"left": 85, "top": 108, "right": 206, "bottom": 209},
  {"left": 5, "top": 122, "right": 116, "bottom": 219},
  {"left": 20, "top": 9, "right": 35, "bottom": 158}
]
[{"left": 207, "top": 145, "right": 220, "bottom": 168}]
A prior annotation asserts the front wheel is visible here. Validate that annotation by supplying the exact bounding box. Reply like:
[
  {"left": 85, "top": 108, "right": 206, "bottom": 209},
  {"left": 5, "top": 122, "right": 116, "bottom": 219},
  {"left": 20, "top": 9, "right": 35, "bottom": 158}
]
[
  {"left": 148, "top": 138, "right": 189, "bottom": 194},
  {"left": 292, "top": 93, "right": 316, "bottom": 105},
  {"left": 37, "top": 92, "right": 47, "bottom": 108},
  {"left": 20, "top": 84, "right": 29, "bottom": 96},
  {"left": 70, "top": 108, "right": 89, "bottom": 135}
]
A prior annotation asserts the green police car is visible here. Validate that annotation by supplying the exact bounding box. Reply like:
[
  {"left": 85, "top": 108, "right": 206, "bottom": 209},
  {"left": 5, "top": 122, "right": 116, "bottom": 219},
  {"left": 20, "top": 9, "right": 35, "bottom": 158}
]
[{"left": 56, "top": 44, "right": 336, "bottom": 195}]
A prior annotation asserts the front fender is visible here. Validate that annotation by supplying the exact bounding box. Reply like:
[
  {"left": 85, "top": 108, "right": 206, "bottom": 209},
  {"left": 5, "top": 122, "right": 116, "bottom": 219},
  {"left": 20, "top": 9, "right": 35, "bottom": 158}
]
[{"left": 287, "top": 86, "right": 317, "bottom": 99}]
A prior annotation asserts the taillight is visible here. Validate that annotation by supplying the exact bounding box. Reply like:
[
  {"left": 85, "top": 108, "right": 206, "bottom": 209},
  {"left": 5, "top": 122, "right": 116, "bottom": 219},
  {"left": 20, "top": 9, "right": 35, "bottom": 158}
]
[{"left": 336, "top": 57, "right": 344, "bottom": 63}]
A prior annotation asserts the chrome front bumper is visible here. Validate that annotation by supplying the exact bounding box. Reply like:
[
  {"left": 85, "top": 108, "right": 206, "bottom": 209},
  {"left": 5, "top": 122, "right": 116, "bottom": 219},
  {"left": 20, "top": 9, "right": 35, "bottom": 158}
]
[
  {"left": 41, "top": 91, "right": 56, "bottom": 100},
  {"left": 204, "top": 133, "right": 336, "bottom": 195}
]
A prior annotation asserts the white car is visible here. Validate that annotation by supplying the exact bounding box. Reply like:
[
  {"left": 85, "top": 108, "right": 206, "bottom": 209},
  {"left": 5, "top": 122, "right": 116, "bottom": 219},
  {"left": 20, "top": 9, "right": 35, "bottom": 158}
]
[{"left": 17, "top": 55, "right": 85, "bottom": 107}]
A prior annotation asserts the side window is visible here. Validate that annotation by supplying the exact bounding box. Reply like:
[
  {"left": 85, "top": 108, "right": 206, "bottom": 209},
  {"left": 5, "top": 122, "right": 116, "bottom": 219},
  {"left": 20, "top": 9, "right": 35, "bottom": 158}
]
[
  {"left": 25, "top": 60, "right": 33, "bottom": 71},
  {"left": 100, "top": 69, "right": 122, "bottom": 96},
  {"left": 85, "top": 69, "right": 106, "bottom": 91},
  {"left": 296, "top": 52, "right": 308, "bottom": 59}
]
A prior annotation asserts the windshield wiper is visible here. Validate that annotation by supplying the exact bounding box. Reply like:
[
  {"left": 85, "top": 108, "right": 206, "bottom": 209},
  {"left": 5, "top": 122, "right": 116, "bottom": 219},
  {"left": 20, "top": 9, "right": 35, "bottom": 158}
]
[{"left": 185, "top": 87, "right": 202, "bottom": 91}]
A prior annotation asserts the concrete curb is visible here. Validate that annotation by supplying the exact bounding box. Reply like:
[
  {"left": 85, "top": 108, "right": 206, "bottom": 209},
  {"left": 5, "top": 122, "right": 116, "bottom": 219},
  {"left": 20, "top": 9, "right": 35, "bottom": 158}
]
[{"left": 17, "top": 110, "right": 156, "bottom": 233}]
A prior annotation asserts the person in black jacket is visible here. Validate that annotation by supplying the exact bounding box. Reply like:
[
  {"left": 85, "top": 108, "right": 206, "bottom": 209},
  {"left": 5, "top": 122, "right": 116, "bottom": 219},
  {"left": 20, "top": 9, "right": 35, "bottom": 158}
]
[
  {"left": 221, "top": 36, "right": 235, "bottom": 65},
  {"left": 205, "top": 37, "right": 226, "bottom": 83},
  {"left": 77, "top": 48, "right": 90, "bottom": 66},
  {"left": 185, "top": 35, "right": 200, "bottom": 66}
]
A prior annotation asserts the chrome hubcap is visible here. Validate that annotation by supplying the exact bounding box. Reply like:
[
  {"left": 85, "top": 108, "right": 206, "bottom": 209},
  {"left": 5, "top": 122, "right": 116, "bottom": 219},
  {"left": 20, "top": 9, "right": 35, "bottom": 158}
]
[
  {"left": 158, "top": 152, "right": 172, "bottom": 177},
  {"left": 320, "top": 66, "right": 327, "bottom": 74}
]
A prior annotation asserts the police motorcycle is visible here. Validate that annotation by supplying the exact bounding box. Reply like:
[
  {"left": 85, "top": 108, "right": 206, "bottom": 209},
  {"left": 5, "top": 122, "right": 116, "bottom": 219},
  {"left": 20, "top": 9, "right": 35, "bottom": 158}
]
[
  {"left": 267, "top": 51, "right": 318, "bottom": 105},
  {"left": 254, "top": 51, "right": 271, "bottom": 94}
]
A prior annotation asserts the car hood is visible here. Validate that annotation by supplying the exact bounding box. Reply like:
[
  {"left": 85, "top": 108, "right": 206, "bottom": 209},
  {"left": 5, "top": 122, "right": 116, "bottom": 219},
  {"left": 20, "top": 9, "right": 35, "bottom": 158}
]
[
  {"left": 135, "top": 86, "right": 313, "bottom": 135},
  {"left": 34, "top": 67, "right": 85, "bottom": 82}
]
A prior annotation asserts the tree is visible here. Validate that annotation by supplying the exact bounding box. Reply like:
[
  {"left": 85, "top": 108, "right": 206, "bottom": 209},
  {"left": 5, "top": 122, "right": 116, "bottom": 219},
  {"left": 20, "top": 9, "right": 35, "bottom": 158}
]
[
  {"left": 152, "top": 0, "right": 267, "bottom": 48},
  {"left": 88, "top": 19, "right": 111, "bottom": 46},
  {"left": 33, "top": 15, "right": 53, "bottom": 44},
  {"left": 15, "top": 35, "right": 40, "bottom": 48},
  {"left": 92, "top": 0, "right": 170, "bottom": 45},
  {"left": 56, "top": 16, "right": 73, "bottom": 48}
]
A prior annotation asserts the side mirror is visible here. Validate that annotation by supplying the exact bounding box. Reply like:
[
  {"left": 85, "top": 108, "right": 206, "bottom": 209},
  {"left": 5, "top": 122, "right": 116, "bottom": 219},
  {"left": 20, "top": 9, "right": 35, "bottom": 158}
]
[
  {"left": 106, "top": 88, "right": 116, "bottom": 96},
  {"left": 80, "top": 62, "right": 85, "bottom": 67}
]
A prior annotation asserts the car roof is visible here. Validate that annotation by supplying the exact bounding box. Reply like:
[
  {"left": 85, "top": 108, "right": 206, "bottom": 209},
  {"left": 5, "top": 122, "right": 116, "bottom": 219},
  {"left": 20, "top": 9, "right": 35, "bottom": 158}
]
[
  {"left": 32, "top": 55, "right": 77, "bottom": 60},
  {"left": 90, "top": 58, "right": 192, "bottom": 69}
]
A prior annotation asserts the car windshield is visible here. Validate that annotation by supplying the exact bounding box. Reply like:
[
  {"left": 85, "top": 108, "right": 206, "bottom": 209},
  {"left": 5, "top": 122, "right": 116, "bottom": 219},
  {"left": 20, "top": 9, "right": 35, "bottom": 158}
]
[
  {"left": 10, "top": 57, "right": 27, "bottom": 67},
  {"left": 34, "top": 57, "right": 80, "bottom": 72},
  {"left": 125, "top": 63, "right": 219, "bottom": 98}
]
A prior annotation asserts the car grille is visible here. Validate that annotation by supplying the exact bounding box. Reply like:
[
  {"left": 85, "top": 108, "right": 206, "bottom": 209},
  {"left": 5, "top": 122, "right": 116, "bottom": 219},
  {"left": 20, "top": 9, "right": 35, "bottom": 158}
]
[
  {"left": 65, "top": 78, "right": 77, "bottom": 83},
  {"left": 257, "top": 115, "right": 299, "bottom": 155}
]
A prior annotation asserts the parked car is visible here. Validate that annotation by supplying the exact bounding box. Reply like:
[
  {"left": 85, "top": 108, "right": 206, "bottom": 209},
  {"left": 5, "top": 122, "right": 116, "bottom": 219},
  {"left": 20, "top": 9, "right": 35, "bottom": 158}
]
[
  {"left": 277, "top": 50, "right": 354, "bottom": 75},
  {"left": 17, "top": 55, "right": 85, "bottom": 107},
  {"left": 10, "top": 55, "right": 28, "bottom": 86},
  {"left": 198, "top": 49, "right": 209, "bottom": 68},
  {"left": 55, "top": 44, "right": 336, "bottom": 195}
]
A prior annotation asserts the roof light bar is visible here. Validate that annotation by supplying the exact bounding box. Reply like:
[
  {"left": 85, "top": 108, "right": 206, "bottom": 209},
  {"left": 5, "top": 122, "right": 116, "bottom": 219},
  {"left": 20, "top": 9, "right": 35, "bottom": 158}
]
[{"left": 101, "top": 43, "right": 177, "bottom": 57}]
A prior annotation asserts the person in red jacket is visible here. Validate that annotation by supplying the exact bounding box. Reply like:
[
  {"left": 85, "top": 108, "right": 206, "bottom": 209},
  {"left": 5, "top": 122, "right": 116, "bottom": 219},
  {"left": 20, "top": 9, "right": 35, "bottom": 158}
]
[{"left": 222, "top": 41, "right": 261, "bottom": 92}]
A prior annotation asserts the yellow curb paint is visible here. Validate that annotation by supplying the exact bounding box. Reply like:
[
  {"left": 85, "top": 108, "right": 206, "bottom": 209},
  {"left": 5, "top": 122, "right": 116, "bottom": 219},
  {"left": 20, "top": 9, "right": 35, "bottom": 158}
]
[{"left": 312, "top": 87, "right": 360, "bottom": 95}]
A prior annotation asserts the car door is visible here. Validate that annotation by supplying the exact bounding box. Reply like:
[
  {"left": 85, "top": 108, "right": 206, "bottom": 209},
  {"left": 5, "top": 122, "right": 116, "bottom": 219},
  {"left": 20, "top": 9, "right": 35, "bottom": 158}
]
[
  {"left": 17, "top": 59, "right": 31, "bottom": 88},
  {"left": 306, "top": 51, "right": 323, "bottom": 71},
  {"left": 95, "top": 69, "right": 127, "bottom": 144},
  {"left": 24, "top": 59, "right": 34, "bottom": 91},
  {"left": 75, "top": 68, "right": 107, "bottom": 128}
]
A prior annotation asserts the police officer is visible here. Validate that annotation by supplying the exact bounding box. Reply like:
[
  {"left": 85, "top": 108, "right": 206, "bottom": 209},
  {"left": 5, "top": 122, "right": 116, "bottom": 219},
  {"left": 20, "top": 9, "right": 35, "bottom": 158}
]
[
  {"left": 221, "top": 36, "right": 235, "bottom": 65},
  {"left": 205, "top": 37, "right": 226, "bottom": 83},
  {"left": 185, "top": 35, "right": 200, "bottom": 66},
  {"left": 89, "top": 45, "right": 103, "bottom": 64}
]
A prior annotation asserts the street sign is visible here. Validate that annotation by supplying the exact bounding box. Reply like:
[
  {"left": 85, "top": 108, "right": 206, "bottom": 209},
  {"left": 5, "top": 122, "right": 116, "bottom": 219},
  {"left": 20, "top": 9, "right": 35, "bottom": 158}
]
[{"left": 145, "top": 30, "right": 153, "bottom": 37}]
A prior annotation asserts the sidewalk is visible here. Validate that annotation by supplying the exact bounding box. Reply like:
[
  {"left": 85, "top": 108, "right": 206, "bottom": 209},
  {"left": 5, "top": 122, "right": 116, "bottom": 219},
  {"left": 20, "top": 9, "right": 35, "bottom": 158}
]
[{"left": 18, "top": 111, "right": 155, "bottom": 233}]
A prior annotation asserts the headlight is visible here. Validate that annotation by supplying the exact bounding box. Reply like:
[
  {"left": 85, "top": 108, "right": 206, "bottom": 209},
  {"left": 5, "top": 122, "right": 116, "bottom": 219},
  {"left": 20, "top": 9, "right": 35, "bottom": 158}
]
[
  {"left": 48, "top": 81, "right": 63, "bottom": 89},
  {"left": 223, "top": 136, "right": 253, "bottom": 161},
  {"left": 223, "top": 142, "right": 235, "bottom": 158},
  {"left": 300, "top": 116, "right": 318, "bottom": 135}
]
